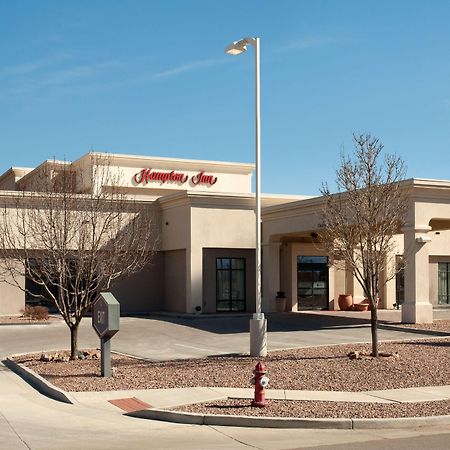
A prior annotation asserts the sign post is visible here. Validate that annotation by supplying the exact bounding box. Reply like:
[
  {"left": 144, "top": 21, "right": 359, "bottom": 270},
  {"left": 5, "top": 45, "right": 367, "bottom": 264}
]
[{"left": 92, "top": 293, "right": 120, "bottom": 377}]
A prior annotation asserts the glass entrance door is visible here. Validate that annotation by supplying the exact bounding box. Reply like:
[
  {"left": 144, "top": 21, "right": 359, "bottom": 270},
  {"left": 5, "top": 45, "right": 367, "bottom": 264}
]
[{"left": 297, "top": 256, "right": 329, "bottom": 310}]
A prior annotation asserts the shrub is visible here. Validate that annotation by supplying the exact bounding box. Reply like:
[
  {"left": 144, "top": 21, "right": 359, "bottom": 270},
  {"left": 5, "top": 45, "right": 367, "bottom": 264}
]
[{"left": 21, "top": 305, "right": 49, "bottom": 321}]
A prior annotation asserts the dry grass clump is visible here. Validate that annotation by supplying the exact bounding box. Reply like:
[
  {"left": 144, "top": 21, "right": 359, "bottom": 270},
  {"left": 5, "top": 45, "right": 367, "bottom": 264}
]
[{"left": 20, "top": 305, "right": 49, "bottom": 321}]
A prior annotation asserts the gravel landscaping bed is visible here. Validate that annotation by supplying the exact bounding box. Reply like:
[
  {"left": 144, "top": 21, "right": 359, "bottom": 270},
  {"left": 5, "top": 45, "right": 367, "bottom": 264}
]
[
  {"left": 175, "top": 398, "right": 450, "bottom": 419},
  {"left": 14, "top": 338, "right": 450, "bottom": 393}
]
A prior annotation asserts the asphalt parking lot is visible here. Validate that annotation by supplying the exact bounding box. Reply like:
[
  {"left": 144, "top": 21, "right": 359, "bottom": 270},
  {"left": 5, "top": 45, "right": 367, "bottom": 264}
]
[
  {"left": 1, "top": 310, "right": 449, "bottom": 450},
  {"left": 1, "top": 310, "right": 447, "bottom": 360}
]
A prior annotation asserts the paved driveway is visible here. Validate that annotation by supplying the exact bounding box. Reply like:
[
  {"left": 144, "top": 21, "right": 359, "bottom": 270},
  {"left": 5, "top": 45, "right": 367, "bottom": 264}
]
[
  {"left": 0, "top": 311, "right": 446, "bottom": 360},
  {"left": 1, "top": 311, "right": 450, "bottom": 450}
]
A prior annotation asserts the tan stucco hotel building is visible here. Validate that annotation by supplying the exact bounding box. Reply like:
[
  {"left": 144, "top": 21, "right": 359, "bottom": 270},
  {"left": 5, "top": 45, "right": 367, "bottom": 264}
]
[{"left": 1, "top": 152, "right": 450, "bottom": 323}]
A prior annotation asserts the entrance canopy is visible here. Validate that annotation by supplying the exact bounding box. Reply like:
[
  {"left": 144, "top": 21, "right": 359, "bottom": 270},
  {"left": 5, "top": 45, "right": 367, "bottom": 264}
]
[{"left": 262, "top": 178, "right": 450, "bottom": 323}]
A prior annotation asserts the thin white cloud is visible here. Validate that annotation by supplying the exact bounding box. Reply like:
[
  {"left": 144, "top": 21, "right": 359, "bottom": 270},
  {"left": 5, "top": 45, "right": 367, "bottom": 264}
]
[
  {"left": 150, "top": 57, "right": 227, "bottom": 80},
  {"left": 5, "top": 60, "right": 120, "bottom": 95},
  {"left": 2, "top": 54, "right": 224, "bottom": 97},
  {"left": 277, "top": 36, "right": 338, "bottom": 53},
  {"left": 38, "top": 61, "right": 119, "bottom": 87},
  {"left": 2, "top": 53, "right": 71, "bottom": 75}
]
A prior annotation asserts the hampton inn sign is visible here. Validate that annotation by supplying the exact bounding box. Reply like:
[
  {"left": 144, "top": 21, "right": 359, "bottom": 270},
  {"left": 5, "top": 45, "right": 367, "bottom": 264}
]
[{"left": 133, "top": 168, "right": 218, "bottom": 186}]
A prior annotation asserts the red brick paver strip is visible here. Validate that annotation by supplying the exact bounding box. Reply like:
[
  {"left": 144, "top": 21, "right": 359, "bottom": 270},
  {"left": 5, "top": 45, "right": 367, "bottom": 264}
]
[{"left": 108, "top": 397, "right": 152, "bottom": 413}]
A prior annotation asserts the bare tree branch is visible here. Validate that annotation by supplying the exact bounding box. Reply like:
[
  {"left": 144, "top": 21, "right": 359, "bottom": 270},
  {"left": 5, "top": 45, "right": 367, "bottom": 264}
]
[
  {"left": 0, "top": 155, "right": 158, "bottom": 358},
  {"left": 319, "top": 133, "right": 407, "bottom": 357}
]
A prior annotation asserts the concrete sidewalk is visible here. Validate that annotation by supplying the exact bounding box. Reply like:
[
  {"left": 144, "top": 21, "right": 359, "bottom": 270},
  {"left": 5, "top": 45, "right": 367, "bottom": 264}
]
[
  {"left": 69, "top": 385, "right": 450, "bottom": 413},
  {"left": 2, "top": 362, "right": 450, "bottom": 450},
  {"left": 66, "top": 384, "right": 450, "bottom": 430}
]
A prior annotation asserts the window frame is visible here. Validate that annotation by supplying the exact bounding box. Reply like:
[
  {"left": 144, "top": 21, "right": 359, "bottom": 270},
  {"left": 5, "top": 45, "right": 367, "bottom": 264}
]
[
  {"left": 438, "top": 262, "right": 450, "bottom": 305},
  {"left": 216, "top": 257, "right": 246, "bottom": 312}
]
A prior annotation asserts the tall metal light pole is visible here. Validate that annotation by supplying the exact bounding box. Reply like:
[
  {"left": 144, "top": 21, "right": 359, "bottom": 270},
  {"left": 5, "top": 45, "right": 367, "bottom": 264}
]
[{"left": 225, "top": 36, "right": 267, "bottom": 357}]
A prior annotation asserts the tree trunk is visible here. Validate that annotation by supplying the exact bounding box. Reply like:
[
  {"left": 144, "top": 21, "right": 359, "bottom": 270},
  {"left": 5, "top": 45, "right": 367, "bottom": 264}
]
[
  {"left": 370, "top": 305, "right": 378, "bottom": 357},
  {"left": 70, "top": 325, "right": 78, "bottom": 359}
]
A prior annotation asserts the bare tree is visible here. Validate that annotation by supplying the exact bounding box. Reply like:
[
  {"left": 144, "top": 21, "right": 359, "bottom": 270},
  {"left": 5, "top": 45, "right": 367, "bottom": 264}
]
[
  {"left": 319, "top": 134, "right": 407, "bottom": 357},
  {"left": 0, "top": 155, "right": 158, "bottom": 358}
]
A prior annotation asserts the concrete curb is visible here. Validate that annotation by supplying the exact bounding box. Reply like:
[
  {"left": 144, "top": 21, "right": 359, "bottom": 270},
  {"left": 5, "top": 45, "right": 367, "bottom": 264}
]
[
  {"left": 126, "top": 408, "right": 352, "bottom": 429},
  {"left": 378, "top": 323, "right": 450, "bottom": 337},
  {"left": 352, "top": 415, "right": 450, "bottom": 429},
  {"left": 127, "top": 408, "right": 450, "bottom": 429},
  {"left": 3, "top": 357, "right": 74, "bottom": 404},
  {"left": 0, "top": 321, "right": 53, "bottom": 327}
]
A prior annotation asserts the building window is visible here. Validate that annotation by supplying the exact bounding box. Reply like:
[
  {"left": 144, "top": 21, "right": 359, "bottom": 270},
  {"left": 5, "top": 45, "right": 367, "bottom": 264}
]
[
  {"left": 216, "top": 258, "right": 246, "bottom": 312},
  {"left": 438, "top": 263, "right": 450, "bottom": 305},
  {"left": 25, "top": 258, "right": 59, "bottom": 308},
  {"left": 395, "top": 256, "right": 405, "bottom": 309}
]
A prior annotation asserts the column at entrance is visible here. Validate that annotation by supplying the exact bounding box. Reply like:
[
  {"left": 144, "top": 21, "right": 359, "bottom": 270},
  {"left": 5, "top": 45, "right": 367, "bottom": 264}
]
[
  {"left": 186, "top": 245, "right": 203, "bottom": 314},
  {"left": 262, "top": 242, "right": 281, "bottom": 312},
  {"left": 402, "top": 225, "right": 433, "bottom": 323}
]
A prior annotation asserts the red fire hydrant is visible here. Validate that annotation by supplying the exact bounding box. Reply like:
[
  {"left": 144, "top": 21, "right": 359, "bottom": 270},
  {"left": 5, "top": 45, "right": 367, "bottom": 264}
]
[{"left": 251, "top": 361, "right": 269, "bottom": 407}]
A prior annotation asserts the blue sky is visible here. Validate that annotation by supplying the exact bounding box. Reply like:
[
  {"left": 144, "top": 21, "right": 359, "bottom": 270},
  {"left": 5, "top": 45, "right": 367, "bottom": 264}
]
[{"left": 1, "top": 0, "right": 450, "bottom": 195}]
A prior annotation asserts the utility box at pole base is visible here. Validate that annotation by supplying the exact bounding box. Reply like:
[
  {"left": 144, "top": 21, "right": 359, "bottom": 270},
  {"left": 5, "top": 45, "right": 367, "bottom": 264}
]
[{"left": 92, "top": 292, "right": 120, "bottom": 377}]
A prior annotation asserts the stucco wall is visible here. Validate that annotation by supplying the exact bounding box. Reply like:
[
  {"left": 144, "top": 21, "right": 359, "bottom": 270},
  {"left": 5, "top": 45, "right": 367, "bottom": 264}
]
[
  {"left": 160, "top": 204, "right": 191, "bottom": 251},
  {"left": 0, "top": 268, "right": 25, "bottom": 315},
  {"left": 202, "top": 248, "right": 256, "bottom": 314},
  {"left": 164, "top": 249, "right": 187, "bottom": 312},
  {"left": 426, "top": 230, "right": 450, "bottom": 255},
  {"left": 191, "top": 207, "right": 256, "bottom": 248},
  {"left": 111, "top": 254, "right": 164, "bottom": 313},
  {"left": 0, "top": 170, "right": 21, "bottom": 191}
]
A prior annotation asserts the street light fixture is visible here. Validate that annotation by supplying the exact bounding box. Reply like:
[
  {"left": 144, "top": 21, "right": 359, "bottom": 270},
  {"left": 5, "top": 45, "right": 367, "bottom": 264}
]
[
  {"left": 225, "top": 36, "right": 267, "bottom": 357},
  {"left": 224, "top": 38, "right": 251, "bottom": 55}
]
